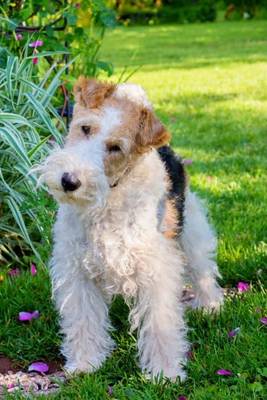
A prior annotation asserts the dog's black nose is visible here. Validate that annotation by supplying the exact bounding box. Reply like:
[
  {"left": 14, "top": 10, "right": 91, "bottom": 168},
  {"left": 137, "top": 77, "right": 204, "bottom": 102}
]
[{"left": 61, "top": 172, "right": 81, "bottom": 192}]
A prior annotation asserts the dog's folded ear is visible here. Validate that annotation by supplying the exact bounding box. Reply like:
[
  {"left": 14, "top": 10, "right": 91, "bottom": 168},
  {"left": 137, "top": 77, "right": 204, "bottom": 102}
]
[
  {"left": 73, "top": 76, "right": 115, "bottom": 109},
  {"left": 136, "top": 108, "right": 171, "bottom": 150}
]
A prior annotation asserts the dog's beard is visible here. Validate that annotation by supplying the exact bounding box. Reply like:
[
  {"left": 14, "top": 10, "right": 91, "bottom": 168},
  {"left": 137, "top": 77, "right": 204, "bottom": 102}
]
[{"left": 33, "top": 152, "right": 109, "bottom": 210}]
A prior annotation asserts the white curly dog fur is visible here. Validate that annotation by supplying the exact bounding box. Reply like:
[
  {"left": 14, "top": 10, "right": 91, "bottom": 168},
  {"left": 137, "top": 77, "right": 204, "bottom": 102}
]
[{"left": 39, "top": 77, "right": 223, "bottom": 381}]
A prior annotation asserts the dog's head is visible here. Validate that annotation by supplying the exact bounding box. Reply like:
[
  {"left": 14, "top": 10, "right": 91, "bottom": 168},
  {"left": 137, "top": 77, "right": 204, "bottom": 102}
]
[{"left": 40, "top": 77, "right": 171, "bottom": 209}]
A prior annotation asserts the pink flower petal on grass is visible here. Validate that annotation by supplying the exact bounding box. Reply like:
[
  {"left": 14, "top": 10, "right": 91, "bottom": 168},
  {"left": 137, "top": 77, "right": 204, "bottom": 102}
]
[
  {"left": 178, "top": 396, "right": 187, "bottom": 400},
  {"left": 32, "top": 57, "right": 39, "bottom": 65},
  {"left": 216, "top": 369, "right": 233, "bottom": 376},
  {"left": 28, "top": 361, "right": 49, "bottom": 373},
  {"left": 15, "top": 33, "right": 23, "bottom": 41},
  {"left": 237, "top": 281, "right": 250, "bottom": 292},
  {"left": 228, "top": 327, "right": 240, "bottom": 337},
  {"left": 7, "top": 383, "right": 15, "bottom": 389},
  {"left": 18, "top": 310, "right": 39, "bottom": 321},
  {"left": 8, "top": 268, "right": 20, "bottom": 277},
  {"left": 30, "top": 263, "right": 37, "bottom": 276},
  {"left": 31, "top": 310, "right": 40, "bottom": 319},
  {"left": 260, "top": 317, "right": 267, "bottom": 325},
  {"left": 29, "top": 40, "right": 43, "bottom": 48}
]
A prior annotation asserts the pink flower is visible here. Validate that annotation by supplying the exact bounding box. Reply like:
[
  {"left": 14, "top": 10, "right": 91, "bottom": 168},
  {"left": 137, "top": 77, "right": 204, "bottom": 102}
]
[
  {"left": 228, "top": 327, "right": 240, "bottom": 338},
  {"left": 178, "top": 396, "right": 187, "bottom": 400},
  {"left": 8, "top": 268, "right": 20, "bottom": 277},
  {"left": 216, "top": 369, "right": 233, "bottom": 376},
  {"left": 260, "top": 317, "right": 267, "bottom": 325},
  {"left": 107, "top": 386, "right": 113, "bottom": 396},
  {"left": 30, "top": 263, "right": 37, "bottom": 276},
  {"left": 15, "top": 33, "right": 23, "bottom": 41},
  {"left": 32, "top": 57, "right": 38, "bottom": 65},
  {"left": 29, "top": 40, "right": 43, "bottom": 48},
  {"left": 237, "top": 281, "right": 250, "bottom": 292},
  {"left": 18, "top": 310, "right": 40, "bottom": 321},
  {"left": 7, "top": 383, "right": 15, "bottom": 389},
  {"left": 28, "top": 361, "right": 49, "bottom": 373}
]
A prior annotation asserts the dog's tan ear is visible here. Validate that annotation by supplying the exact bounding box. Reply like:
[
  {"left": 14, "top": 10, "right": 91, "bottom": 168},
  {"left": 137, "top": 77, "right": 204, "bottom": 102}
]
[
  {"left": 136, "top": 108, "right": 171, "bottom": 151},
  {"left": 73, "top": 76, "right": 115, "bottom": 108}
]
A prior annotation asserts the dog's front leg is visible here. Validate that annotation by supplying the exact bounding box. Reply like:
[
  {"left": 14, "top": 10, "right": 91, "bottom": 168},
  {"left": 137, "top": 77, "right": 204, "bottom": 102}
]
[
  {"left": 129, "top": 245, "right": 188, "bottom": 381},
  {"left": 51, "top": 242, "right": 114, "bottom": 374}
]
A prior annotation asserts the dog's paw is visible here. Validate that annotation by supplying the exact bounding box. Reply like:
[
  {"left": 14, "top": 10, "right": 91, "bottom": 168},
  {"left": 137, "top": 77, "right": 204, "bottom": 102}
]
[
  {"left": 191, "top": 289, "right": 224, "bottom": 313},
  {"left": 143, "top": 366, "right": 187, "bottom": 383},
  {"left": 64, "top": 362, "right": 95, "bottom": 375}
]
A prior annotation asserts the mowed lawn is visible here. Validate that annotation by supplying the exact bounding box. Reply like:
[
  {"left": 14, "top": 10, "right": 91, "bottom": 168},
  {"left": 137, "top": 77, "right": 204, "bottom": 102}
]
[{"left": 1, "top": 21, "right": 267, "bottom": 399}]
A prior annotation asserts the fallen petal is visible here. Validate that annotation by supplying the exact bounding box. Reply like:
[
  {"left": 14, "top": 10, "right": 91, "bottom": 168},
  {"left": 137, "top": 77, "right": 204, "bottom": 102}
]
[
  {"left": 30, "top": 264, "right": 37, "bottom": 276},
  {"left": 216, "top": 369, "right": 232, "bottom": 376},
  {"left": 19, "top": 312, "right": 34, "bottom": 321},
  {"left": 237, "top": 281, "right": 250, "bottom": 292},
  {"left": 18, "top": 310, "right": 40, "bottom": 321},
  {"left": 260, "top": 317, "right": 267, "bottom": 325},
  {"left": 228, "top": 327, "right": 240, "bottom": 337},
  {"left": 28, "top": 362, "right": 49, "bottom": 373},
  {"left": 8, "top": 268, "right": 20, "bottom": 277},
  {"left": 31, "top": 310, "right": 40, "bottom": 319},
  {"left": 7, "top": 383, "right": 15, "bottom": 389}
]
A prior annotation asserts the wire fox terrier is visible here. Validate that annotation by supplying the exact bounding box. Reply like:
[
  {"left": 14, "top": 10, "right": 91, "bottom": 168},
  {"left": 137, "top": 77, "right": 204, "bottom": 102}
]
[{"left": 39, "top": 77, "right": 224, "bottom": 380}]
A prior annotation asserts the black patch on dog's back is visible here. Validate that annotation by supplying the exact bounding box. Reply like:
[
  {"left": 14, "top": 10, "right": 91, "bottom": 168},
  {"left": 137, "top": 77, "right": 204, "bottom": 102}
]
[{"left": 157, "top": 146, "right": 186, "bottom": 232}]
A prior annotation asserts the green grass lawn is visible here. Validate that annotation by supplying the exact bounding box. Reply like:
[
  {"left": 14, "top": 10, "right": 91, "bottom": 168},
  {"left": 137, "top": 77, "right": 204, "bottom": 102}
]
[{"left": 1, "top": 20, "right": 267, "bottom": 399}]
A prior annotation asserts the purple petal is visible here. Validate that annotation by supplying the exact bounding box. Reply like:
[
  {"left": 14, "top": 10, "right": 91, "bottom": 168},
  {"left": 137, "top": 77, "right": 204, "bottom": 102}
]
[
  {"left": 8, "top": 268, "right": 20, "bottom": 277},
  {"left": 260, "top": 317, "right": 267, "bottom": 325},
  {"left": 237, "top": 281, "right": 250, "bottom": 292},
  {"left": 29, "top": 40, "right": 43, "bottom": 48},
  {"left": 216, "top": 369, "right": 232, "bottom": 376},
  {"left": 28, "top": 361, "right": 49, "bottom": 373},
  {"left": 30, "top": 263, "right": 37, "bottom": 276},
  {"left": 183, "top": 159, "right": 193, "bottom": 165},
  {"left": 18, "top": 310, "right": 39, "bottom": 321},
  {"left": 31, "top": 310, "right": 40, "bottom": 319},
  {"left": 15, "top": 33, "right": 23, "bottom": 41},
  {"left": 32, "top": 57, "right": 39, "bottom": 65},
  {"left": 228, "top": 327, "right": 240, "bottom": 337},
  {"left": 178, "top": 396, "right": 187, "bottom": 400},
  {"left": 7, "top": 383, "right": 15, "bottom": 389},
  {"left": 107, "top": 386, "right": 113, "bottom": 396},
  {"left": 19, "top": 312, "right": 34, "bottom": 321}
]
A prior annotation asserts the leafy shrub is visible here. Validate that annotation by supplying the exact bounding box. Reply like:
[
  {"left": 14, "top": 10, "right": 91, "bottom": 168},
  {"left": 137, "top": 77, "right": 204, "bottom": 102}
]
[
  {"left": 113, "top": 0, "right": 217, "bottom": 24},
  {"left": 0, "top": 50, "right": 67, "bottom": 265},
  {"left": 158, "top": 0, "right": 217, "bottom": 23},
  {"left": 224, "top": 0, "right": 267, "bottom": 18},
  {"left": 0, "top": 0, "right": 116, "bottom": 77}
]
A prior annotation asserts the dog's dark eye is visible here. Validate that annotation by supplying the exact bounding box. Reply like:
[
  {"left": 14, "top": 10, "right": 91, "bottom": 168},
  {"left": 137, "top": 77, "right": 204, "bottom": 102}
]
[
  {"left": 107, "top": 144, "right": 122, "bottom": 153},
  {"left": 81, "top": 125, "right": 91, "bottom": 136}
]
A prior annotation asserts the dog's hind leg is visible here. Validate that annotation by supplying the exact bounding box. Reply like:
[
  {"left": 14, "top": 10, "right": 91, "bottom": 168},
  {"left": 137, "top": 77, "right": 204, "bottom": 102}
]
[{"left": 181, "top": 190, "right": 224, "bottom": 312}]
